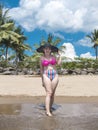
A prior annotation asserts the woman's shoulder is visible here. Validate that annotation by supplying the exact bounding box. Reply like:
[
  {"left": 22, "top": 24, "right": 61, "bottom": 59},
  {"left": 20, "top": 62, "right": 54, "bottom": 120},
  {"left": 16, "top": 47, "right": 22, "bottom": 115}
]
[{"left": 40, "top": 56, "right": 45, "bottom": 61}]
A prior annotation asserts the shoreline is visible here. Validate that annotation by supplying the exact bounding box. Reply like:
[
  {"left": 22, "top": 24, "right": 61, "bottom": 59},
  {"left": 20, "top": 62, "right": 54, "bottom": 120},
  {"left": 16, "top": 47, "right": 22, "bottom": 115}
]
[{"left": 0, "top": 96, "right": 98, "bottom": 104}]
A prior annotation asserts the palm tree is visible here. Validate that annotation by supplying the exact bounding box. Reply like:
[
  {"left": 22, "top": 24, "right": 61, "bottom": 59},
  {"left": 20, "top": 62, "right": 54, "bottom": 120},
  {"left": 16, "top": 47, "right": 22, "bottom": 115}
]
[
  {"left": 0, "top": 23, "right": 21, "bottom": 60},
  {"left": 11, "top": 26, "right": 31, "bottom": 74},
  {"left": 41, "top": 33, "right": 61, "bottom": 46},
  {"left": 40, "top": 33, "right": 66, "bottom": 52},
  {"left": 0, "top": 22, "right": 21, "bottom": 60},
  {"left": 0, "top": 4, "right": 21, "bottom": 61},
  {"left": 13, "top": 26, "right": 31, "bottom": 61},
  {"left": 86, "top": 29, "right": 98, "bottom": 60},
  {"left": 0, "top": 4, "right": 10, "bottom": 24}
]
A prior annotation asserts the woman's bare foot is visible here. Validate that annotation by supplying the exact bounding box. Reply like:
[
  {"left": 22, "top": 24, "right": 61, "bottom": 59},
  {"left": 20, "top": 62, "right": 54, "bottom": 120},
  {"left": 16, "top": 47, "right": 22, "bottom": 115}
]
[{"left": 46, "top": 112, "right": 53, "bottom": 117}]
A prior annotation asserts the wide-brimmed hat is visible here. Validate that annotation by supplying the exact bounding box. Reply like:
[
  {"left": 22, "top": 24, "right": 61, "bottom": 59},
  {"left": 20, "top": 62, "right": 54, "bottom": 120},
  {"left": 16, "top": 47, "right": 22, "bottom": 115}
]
[{"left": 36, "top": 43, "right": 58, "bottom": 53}]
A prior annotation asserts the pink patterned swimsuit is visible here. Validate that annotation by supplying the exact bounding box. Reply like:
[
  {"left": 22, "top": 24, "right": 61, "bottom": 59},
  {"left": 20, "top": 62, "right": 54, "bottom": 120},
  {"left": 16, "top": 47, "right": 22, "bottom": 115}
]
[{"left": 42, "top": 57, "right": 57, "bottom": 80}]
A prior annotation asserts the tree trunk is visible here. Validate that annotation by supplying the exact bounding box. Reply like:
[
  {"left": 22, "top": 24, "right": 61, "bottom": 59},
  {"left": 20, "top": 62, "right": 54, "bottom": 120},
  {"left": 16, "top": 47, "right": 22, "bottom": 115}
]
[
  {"left": 15, "top": 53, "right": 18, "bottom": 75},
  {"left": 95, "top": 46, "right": 98, "bottom": 60},
  {"left": 5, "top": 46, "right": 8, "bottom": 61}
]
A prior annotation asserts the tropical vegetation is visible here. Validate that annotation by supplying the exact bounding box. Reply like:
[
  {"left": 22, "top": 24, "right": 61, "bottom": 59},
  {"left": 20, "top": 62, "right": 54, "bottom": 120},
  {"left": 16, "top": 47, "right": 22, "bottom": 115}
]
[
  {"left": 0, "top": 3, "right": 98, "bottom": 75},
  {"left": 0, "top": 4, "right": 31, "bottom": 70}
]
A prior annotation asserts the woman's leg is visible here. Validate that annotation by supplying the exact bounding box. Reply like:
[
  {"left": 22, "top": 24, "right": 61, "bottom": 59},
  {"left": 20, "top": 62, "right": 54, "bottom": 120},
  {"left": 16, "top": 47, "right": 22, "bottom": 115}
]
[
  {"left": 50, "top": 74, "right": 59, "bottom": 109},
  {"left": 43, "top": 74, "right": 53, "bottom": 116}
]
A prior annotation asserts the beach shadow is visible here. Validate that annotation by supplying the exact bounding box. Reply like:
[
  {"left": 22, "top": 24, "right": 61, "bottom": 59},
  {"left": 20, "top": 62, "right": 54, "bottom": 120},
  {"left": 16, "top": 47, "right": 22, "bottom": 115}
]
[{"left": 38, "top": 103, "right": 61, "bottom": 112}]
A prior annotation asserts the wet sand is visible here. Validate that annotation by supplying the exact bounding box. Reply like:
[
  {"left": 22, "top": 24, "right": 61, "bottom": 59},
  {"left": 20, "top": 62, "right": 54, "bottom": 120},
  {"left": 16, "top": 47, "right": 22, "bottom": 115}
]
[
  {"left": 0, "top": 96, "right": 98, "bottom": 104},
  {"left": 0, "top": 101, "right": 98, "bottom": 130}
]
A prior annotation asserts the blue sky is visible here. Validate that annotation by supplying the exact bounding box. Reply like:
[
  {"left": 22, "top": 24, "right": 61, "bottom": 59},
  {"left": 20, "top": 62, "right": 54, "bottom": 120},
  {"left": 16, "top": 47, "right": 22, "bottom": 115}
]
[{"left": 1, "top": 0, "right": 98, "bottom": 59}]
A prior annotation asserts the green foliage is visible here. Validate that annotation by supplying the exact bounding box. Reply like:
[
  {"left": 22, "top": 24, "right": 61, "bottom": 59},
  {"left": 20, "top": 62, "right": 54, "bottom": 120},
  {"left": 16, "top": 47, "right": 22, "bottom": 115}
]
[
  {"left": 0, "top": 60, "right": 11, "bottom": 67},
  {"left": 61, "top": 58, "right": 97, "bottom": 70},
  {"left": 0, "top": 4, "right": 31, "bottom": 68}
]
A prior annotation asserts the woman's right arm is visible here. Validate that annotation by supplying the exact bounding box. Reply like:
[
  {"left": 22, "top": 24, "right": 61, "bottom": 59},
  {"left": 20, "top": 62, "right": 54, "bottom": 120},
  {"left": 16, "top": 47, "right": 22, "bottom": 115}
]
[{"left": 40, "top": 57, "right": 44, "bottom": 87}]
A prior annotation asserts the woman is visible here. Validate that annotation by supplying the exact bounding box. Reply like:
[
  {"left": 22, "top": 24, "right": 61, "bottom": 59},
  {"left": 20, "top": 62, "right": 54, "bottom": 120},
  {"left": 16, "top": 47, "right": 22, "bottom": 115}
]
[{"left": 37, "top": 43, "right": 61, "bottom": 116}]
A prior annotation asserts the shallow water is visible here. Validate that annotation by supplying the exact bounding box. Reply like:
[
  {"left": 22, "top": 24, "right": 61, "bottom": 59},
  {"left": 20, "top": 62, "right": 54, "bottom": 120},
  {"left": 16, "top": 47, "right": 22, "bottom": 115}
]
[{"left": 0, "top": 103, "right": 98, "bottom": 130}]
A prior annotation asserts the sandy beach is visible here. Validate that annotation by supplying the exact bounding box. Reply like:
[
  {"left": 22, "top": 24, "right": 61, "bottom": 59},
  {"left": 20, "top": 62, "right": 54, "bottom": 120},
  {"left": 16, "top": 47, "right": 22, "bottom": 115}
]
[
  {"left": 0, "top": 75, "right": 98, "bottom": 103},
  {"left": 0, "top": 75, "right": 98, "bottom": 96}
]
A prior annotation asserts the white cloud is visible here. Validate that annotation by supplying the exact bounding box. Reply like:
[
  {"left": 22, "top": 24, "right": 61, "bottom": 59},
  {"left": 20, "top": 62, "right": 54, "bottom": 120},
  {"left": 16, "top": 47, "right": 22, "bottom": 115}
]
[
  {"left": 61, "top": 43, "right": 78, "bottom": 60},
  {"left": 80, "top": 52, "right": 95, "bottom": 59},
  {"left": 77, "top": 37, "right": 94, "bottom": 47},
  {"left": 8, "top": 0, "right": 98, "bottom": 32},
  {"left": 19, "top": 0, "right": 41, "bottom": 10}
]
